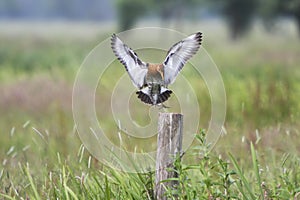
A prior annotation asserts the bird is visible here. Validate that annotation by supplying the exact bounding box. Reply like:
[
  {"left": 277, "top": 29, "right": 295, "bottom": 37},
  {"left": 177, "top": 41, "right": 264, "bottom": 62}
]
[{"left": 111, "top": 32, "right": 202, "bottom": 107}]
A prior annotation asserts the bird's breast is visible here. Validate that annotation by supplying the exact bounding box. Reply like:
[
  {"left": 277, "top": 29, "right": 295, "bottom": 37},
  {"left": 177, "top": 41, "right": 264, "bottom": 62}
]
[{"left": 146, "top": 63, "right": 164, "bottom": 84}]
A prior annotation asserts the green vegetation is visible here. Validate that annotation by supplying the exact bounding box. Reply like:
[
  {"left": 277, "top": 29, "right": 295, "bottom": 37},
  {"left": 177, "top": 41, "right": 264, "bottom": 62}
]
[
  {"left": 0, "top": 22, "right": 299, "bottom": 199},
  {"left": 115, "top": 0, "right": 300, "bottom": 38}
]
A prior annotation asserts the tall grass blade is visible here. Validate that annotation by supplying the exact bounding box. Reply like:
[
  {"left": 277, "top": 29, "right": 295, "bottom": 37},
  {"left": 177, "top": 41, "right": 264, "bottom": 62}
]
[
  {"left": 64, "top": 184, "right": 79, "bottom": 200},
  {"left": 251, "top": 142, "right": 264, "bottom": 199},
  {"left": 104, "top": 175, "right": 110, "bottom": 200},
  {"left": 0, "top": 193, "right": 15, "bottom": 200},
  {"left": 228, "top": 153, "right": 256, "bottom": 200},
  {"left": 24, "top": 164, "right": 40, "bottom": 200}
]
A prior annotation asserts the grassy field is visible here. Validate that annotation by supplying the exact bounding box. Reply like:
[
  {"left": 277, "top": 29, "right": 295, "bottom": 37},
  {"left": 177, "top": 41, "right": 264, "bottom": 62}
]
[{"left": 0, "top": 20, "right": 299, "bottom": 199}]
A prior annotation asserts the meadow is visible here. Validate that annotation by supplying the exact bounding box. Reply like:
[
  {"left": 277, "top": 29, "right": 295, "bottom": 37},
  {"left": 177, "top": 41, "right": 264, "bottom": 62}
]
[{"left": 0, "top": 20, "right": 299, "bottom": 199}]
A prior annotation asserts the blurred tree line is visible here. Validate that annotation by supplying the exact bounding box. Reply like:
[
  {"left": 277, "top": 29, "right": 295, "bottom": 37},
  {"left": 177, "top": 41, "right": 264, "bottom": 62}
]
[
  {"left": 115, "top": 0, "right": 300, "bottom": 39},
  {"left": 0, "top": 0, "right": 114, "bottom": 20},
  {"left": 0, "top": 0, "right": 299, "bottom": 39}
]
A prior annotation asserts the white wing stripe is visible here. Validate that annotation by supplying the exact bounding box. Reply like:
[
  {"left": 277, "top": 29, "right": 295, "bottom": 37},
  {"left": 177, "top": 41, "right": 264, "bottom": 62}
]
[
  {"left": 111, "top": 34, "right": 148, "bottom": 88},
  {"left": 163, "top": 32, "right": 202, "bottom": 85}
]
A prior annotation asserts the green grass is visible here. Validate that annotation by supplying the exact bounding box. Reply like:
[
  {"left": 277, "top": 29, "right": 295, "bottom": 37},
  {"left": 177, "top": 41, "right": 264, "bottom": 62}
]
[
  {"left": 1, "top": 128, "right": 299, "bottom": 199},
  {"left": 0, "top": 21, "right": 299, "bottom": 199}
]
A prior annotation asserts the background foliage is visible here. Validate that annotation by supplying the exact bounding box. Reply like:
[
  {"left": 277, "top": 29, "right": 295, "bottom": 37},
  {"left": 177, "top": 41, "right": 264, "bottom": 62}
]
[{"left": 0, "top": 0, "right": 299, "bottom": 199}]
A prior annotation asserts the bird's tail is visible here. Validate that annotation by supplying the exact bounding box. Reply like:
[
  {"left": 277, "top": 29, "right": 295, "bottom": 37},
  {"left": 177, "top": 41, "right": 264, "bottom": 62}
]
[{"left": 136, "top": 87, "right": 172, "bottom": 105}]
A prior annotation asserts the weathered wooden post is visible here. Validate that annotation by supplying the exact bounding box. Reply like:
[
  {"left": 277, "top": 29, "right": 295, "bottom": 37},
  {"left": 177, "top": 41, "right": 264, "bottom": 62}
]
[{"left": 155, "top": 112, "right": 183, "bottom": 200}]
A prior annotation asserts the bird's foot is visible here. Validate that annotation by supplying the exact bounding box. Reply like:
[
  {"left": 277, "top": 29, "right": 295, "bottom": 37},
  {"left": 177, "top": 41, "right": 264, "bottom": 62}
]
[{"left": 157, "top": 103, "right": 170, "bottom": 110}]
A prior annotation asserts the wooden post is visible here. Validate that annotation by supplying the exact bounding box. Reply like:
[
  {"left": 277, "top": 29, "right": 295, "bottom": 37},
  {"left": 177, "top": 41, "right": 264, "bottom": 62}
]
[{"left": 155, "top": 113, "right": 183, "bottom": 200}]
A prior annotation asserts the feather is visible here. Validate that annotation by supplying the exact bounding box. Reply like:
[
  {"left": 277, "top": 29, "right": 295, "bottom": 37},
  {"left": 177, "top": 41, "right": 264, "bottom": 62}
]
[
  {"left": 111, "top": 34, "right": 148, "bottom": 88},
  {"left": 136, "top": 87, "right": 172, "bottom": 104},
  {"left": 163, "top": 32, "right": 202, "bottom": 85}
]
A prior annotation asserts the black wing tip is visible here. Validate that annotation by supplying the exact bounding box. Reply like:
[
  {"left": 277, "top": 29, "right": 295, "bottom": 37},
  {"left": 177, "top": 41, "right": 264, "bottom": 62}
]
[
  {"left": 194, "top": 32, "right": 203, "bottom": 45},
  {"left": 111, "top": 34, "right": 116, "bottom": 50},
  {"left": 111, "top": 33, "right": 117, "bottom": 45},
  {"left": 195, "top": 32, "right": 202, "bottom": 38},
  {"left": 196, "top": 31, "right": 202, "bottom": 36}
]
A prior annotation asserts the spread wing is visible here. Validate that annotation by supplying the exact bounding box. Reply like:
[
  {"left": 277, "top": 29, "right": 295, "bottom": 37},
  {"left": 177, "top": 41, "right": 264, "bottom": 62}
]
[
  {"left": 111, "top": 34, "right": 148, "bottom": 88},
  {"left": 163, "top": 32, "right": 202, "bottom": 85}
]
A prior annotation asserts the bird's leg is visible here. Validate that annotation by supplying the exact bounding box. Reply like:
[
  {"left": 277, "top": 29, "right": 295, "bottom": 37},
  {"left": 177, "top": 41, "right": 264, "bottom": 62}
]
[
  {"left": 162, "top": 103, "right": 170, "bottom": 109},
  {"left": 157, "top": 103, "right": 170, "bottom": 110}
]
